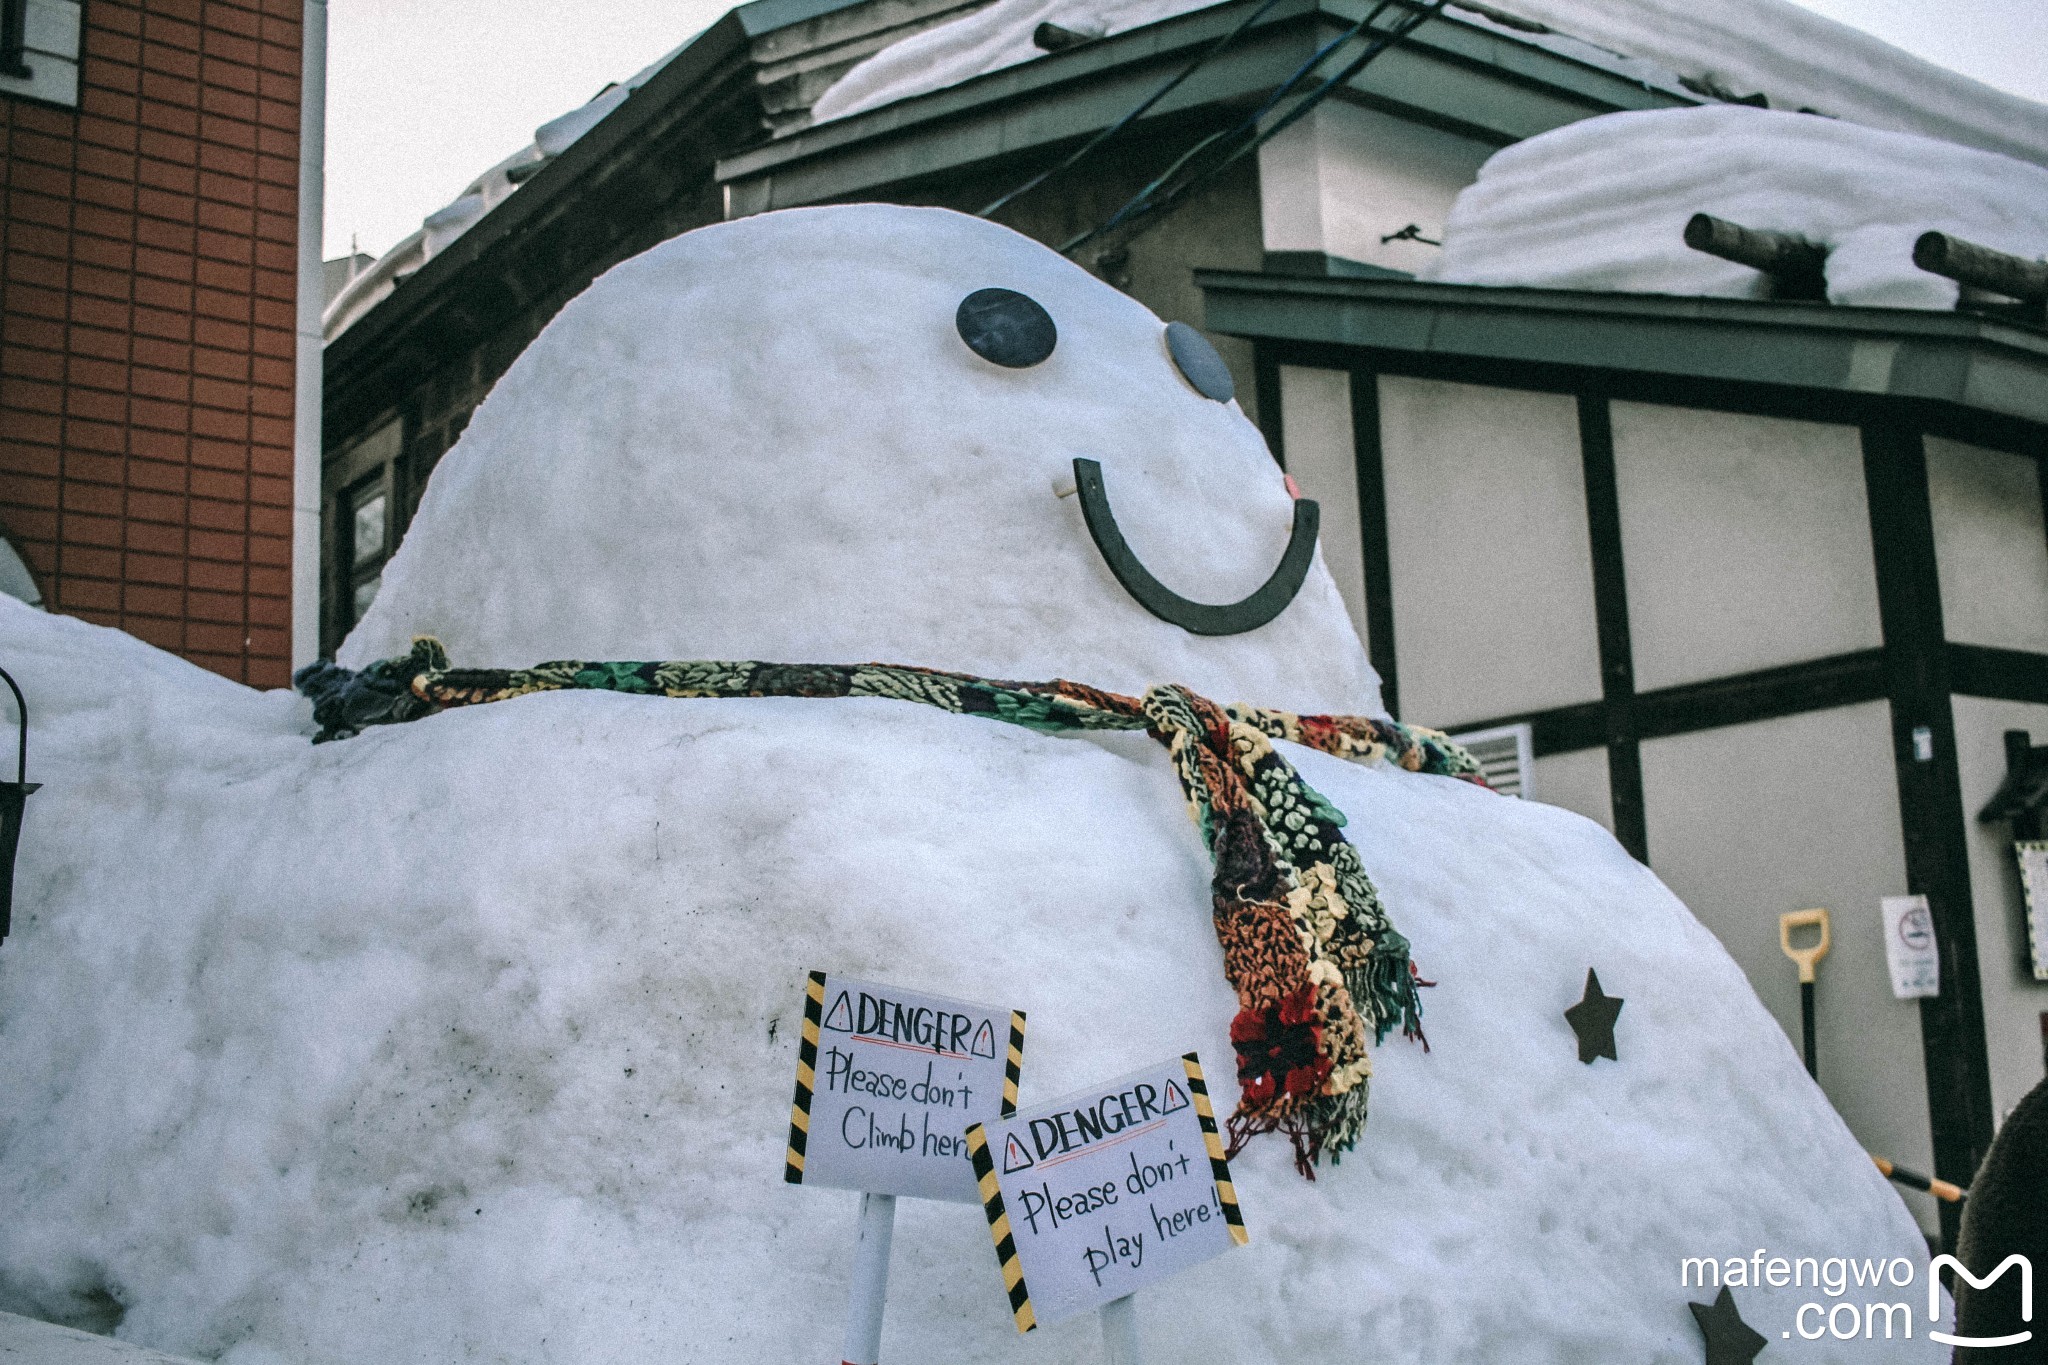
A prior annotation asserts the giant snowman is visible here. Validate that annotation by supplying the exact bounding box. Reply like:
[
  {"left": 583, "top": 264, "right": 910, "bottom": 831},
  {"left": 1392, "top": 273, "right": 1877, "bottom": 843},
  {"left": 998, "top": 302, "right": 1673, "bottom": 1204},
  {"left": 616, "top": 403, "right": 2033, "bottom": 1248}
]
[{"left": 0, "top": 207, "right": 1935, "bottom": 1363}]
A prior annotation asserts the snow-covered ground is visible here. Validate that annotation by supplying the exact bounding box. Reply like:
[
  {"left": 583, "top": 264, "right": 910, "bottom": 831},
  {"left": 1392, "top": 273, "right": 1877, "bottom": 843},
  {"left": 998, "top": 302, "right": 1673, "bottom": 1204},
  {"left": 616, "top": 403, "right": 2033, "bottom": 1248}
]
[
  {"left": 1423, "top": 105, "right": 2048, "bottom": 308},
  {"left": 813, "top": 0, "right": 2048, "bottom": 174},
  {"left": 0, "top": 208, "right": 1936, "bottom": 1362}
]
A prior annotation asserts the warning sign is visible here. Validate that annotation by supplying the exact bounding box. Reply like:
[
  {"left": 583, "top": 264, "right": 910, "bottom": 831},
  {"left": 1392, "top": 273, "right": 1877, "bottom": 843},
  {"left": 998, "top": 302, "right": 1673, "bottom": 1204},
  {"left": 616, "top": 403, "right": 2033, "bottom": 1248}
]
[
  {"left": 785, "top": 971, "right": 1025, "bottom": 1203},
  {"left": 965, "top": 1053, "right": 1247, "bottom": 1331}
]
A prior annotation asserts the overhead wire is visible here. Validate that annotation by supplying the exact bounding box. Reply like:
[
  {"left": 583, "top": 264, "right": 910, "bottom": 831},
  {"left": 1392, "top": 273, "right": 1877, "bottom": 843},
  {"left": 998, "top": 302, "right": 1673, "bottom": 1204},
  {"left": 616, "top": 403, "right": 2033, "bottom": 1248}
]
[
  {"left": 1061, "top": 0, "right": 1448, "bottom": 257},
  {"left": 1065, "top": 0, "right": 1394, "bottom": 246},
  {"left": 977, "top": 0, "right": 1293, "bottom": 220}
]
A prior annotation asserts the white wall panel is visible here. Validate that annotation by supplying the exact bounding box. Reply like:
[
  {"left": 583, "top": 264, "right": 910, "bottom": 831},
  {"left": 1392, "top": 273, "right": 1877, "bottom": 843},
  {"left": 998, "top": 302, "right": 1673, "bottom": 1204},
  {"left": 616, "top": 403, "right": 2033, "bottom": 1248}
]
[
  {"left": 1256, "top": 104, "right": 1491, "bottom": 275},
  {"left": 1531, "top": 745, "right": 1612, "bottom": 832},
  {"left": 1278, "top": 366, "right": 1368, "bottom": 649},
  {"left": 1640, "top": 703, "right": 1933, "bottom": 1228},
  {"left": 1951, "top": 696, "right": 2048, "bottom": 1127},
  {"left": 1613, "top": 405, "right": 1881, "bottom": 691},
  {"left": 1378, "top": 377, "right": 1601, "bottom": 727},
  {"left": 1928, "top": 439, "right": 2048, "bottom": 655}
]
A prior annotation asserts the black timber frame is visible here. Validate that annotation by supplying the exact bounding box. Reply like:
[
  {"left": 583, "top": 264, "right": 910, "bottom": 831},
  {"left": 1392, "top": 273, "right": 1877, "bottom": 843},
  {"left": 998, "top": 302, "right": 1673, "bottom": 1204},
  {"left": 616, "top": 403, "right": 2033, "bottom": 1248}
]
[{"left": 1202, "top": 271, "right": 2048, "bottom": 1246}]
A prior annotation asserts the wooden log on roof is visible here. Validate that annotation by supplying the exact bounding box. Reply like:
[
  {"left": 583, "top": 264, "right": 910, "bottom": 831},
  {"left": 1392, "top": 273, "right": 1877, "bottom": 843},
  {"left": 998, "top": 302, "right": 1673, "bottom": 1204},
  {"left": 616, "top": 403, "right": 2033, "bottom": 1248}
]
[
  {"left": 1683, "top": 213, "right": 1829, "bottom": 300},
  {"left": 1914, "top": 231, "right": 2048, "bottom": 304}
]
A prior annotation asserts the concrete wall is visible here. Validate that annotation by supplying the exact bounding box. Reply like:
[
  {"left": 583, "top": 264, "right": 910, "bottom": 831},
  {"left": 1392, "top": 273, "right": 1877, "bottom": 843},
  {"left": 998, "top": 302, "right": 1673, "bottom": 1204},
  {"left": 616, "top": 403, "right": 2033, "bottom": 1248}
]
[
  {"left": 1376, "top": 375, "right": 1600, "bottom": 727},
  {"left": 1611, "top": 404, "right": 1880, "bottom": 692},
  {"left": 1951, "top": 694, "right": 2048, "bottom": 1128},
  {"left": 1639, "top": 701, "right": 1935, "bottom": 1230},
  {"left": 1927, "top": 437, "right": 2048, "bottom": 656},
  {"left": 1256, "top": 101, "right": 1492, "bottom": 274}
]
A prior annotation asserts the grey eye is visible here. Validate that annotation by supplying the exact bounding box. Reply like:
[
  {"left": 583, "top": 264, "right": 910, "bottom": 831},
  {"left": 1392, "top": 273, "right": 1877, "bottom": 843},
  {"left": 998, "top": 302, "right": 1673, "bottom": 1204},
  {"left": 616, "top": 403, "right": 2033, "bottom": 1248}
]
[
  {"left": 1165, "top": 321, "right": 1234, "bottom": 402},
  {"left": 956, "top": 288, "right": 1057, "bottom": 368}
]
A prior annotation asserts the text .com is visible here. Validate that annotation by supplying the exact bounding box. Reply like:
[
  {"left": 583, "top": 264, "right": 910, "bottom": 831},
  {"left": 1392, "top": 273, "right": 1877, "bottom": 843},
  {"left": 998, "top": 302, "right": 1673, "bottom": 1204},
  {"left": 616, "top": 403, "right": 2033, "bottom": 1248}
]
[{"left": 1680, "top": 1250, "right": 2033, "bottom": 1346}]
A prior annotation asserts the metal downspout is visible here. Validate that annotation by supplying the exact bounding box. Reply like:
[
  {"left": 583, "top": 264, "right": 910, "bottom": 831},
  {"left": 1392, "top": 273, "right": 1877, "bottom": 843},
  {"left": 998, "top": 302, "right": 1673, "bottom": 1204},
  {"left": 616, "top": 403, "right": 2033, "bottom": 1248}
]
[{"left": 292, "top": 0, "right": 328, "bottom": 670}]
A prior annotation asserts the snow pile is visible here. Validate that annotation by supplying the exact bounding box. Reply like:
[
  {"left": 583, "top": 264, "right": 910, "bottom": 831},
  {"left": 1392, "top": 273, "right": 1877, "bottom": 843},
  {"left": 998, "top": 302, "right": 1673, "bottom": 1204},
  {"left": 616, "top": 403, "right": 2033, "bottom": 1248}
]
[
  {"left": 0, "top": 208, "right": 1936, "bottom": 1363},
  {"left": 340, "top": 205, "right": 1379, "bottom": 718},
  {"left": 0, "top": 604, "right": 1937, "bottom": 1363},
  {"left": 1423, "top": 106, "right": 2048, "bottom": 308},
  {"left": 812, "top": 0, "right": 2048, "bottom": 175}
]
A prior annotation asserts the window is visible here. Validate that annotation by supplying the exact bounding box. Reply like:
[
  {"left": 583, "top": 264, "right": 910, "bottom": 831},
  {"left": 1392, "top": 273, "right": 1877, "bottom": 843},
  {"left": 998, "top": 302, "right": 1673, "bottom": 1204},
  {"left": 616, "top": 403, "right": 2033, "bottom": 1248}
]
[
  {"left": 0, "top": 0, "right": 83, "bottom": 107},
  {"left": 347, "top": 479, "right": 389, "bottom": 624},
  {"left": 1, "top": 0, "right": 30, "bottom": 79}
]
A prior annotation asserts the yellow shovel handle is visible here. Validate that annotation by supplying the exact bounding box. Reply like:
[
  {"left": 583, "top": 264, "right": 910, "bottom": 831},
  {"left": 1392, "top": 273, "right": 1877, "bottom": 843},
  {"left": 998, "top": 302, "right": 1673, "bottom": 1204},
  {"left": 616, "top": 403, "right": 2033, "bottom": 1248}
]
[{"left": 1779, "top": 908, "right": 1832, "bottom": 984}]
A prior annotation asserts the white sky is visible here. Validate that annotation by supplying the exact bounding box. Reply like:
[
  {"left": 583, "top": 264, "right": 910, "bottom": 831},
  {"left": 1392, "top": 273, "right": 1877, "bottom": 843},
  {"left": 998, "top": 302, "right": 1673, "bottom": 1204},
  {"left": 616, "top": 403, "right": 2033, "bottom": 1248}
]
[{"left": 323, "top": 0, "right": 2048, "bottom": 260}]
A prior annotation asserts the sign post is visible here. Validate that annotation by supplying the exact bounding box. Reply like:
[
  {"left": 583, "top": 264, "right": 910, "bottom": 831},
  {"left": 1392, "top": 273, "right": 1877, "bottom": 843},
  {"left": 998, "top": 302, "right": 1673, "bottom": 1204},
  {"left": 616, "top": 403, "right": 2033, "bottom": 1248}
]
[
  {"left": 841, "top": 1192, "right": 896, "bottom": 1365},
  {"left": 965, "top": 1052, "right": 1248, "bottom": 1341},
  {"left": 785, "top": 970, "right": 1027, "bottom": 1363},
  {"left": 1101, "top": 1292, "right": 1141, "bottom": 1365}
]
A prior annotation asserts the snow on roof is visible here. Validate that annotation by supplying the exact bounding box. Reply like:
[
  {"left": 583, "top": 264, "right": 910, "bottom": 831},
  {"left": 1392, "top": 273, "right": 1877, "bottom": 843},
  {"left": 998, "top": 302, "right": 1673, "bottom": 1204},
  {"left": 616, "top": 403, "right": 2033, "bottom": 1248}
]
[
  {"left": 811, "top": 0, "right": 2048, "bottom": 174},
  {"left": 1421, "top": 105, "right": 2048, "bottom": 309},
  {"left": 323, "top": 43, "right": 688, "bottom": 343}
]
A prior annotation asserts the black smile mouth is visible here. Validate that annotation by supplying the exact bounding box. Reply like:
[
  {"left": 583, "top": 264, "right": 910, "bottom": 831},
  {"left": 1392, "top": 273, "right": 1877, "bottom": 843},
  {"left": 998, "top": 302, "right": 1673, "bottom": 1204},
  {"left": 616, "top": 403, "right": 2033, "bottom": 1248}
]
[{"left": 1072, "top": 457, "right": 1320, "bottom": 637}]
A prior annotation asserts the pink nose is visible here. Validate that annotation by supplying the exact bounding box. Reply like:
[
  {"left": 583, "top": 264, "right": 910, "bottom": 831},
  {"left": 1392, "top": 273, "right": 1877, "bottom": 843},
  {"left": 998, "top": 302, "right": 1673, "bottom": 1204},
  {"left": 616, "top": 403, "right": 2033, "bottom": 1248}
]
[{"left": 1283, "top": 474, "right": 1301, "bottom": 500}]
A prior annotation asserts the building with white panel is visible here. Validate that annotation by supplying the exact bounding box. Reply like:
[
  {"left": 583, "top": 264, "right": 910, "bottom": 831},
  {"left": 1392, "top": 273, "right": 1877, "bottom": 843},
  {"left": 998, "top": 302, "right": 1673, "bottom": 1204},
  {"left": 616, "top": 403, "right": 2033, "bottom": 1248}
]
[
  {"left": 322, "top": 0, "right": 2048, "bottom": 1249},
  {"left": 1198, "top": 269, "right": 2048, "bottom": 1243}
]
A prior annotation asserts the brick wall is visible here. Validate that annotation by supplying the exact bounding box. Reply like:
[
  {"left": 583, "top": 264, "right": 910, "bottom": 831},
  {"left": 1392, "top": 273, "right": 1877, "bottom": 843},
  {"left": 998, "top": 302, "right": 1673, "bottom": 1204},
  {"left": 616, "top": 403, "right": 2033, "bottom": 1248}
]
[{"left": 0, "top": 0, "right": 300, "bottom": 688}]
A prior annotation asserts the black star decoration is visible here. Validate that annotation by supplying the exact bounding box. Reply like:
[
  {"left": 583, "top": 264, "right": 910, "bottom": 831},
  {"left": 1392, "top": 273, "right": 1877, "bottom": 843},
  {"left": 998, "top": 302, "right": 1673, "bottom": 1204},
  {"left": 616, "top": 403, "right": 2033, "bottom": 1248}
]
[
  {"left": 1563, "top": 968, "right": 1623, "bottom": 1064},
  {"left": 1689, "top": 1286, "right": 1767, "bottom": 1365}
]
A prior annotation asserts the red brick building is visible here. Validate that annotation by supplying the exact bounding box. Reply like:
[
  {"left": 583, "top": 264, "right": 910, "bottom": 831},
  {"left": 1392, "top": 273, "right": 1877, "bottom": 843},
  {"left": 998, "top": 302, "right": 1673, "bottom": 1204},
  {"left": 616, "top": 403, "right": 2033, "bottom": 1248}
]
[{"left": 1, "top": 0, "right": 301, "bottom": 687}]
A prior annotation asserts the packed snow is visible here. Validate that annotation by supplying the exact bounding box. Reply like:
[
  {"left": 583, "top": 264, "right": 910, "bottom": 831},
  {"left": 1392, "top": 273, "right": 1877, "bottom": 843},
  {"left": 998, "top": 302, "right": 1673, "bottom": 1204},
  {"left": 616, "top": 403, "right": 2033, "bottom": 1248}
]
[
  {"left": 1, "top": 207, "right": 1937, "bottom": 1363},
  {"left": 812, "top": 0, "right": 2048, "bottom": 175},
  {"left": 339, "top": 206, "right": 1379, "bottom": 717},
  {"left": 1423, "top": 106, "right": 2048, "bottom": 308}
]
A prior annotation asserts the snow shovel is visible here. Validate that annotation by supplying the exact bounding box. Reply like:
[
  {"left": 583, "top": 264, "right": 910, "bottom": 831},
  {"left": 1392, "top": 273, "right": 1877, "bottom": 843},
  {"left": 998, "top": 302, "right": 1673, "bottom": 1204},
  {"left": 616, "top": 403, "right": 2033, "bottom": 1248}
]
[{"left": 1779, "top": 908, "right": 1831, "bottom": 1078}]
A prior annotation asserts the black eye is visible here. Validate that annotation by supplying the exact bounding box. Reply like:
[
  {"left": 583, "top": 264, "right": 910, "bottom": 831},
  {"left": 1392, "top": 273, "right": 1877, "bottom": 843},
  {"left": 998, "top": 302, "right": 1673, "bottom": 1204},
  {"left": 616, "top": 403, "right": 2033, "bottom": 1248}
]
[
  {"left": 1165, "top": 321, "right": 1234, "bottom": 402},
  {"left": 956, "top": 288, "right": 1057, "bottom": 368}
]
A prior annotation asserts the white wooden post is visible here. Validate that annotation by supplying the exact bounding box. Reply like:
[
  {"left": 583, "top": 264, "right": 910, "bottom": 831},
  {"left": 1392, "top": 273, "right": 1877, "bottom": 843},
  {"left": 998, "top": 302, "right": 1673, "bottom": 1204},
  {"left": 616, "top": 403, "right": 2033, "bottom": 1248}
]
[
  {"left": 840, "top": 1192, "right": 897, "bottom": 1365},
  {"left": 1101, "top": 1292, "right": 1141, "bottom": 1365}
]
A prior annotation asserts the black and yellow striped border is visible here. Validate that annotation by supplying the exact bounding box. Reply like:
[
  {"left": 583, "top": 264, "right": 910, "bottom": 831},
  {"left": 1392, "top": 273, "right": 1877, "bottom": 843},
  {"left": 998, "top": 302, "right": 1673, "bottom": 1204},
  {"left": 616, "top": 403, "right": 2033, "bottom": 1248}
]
[
  {"left": 1002, "top": 1011, "right": 1026, "bottom": 1117},
  {"left": 784, "top": 970, "right": 827, "bottom": 1184},
  {"left": 1182, "top": 1052, "right": 1249, "bottom": 1246},
  {"left": 966, "top": 1123, "right": 1037, "bottom": 1333}
]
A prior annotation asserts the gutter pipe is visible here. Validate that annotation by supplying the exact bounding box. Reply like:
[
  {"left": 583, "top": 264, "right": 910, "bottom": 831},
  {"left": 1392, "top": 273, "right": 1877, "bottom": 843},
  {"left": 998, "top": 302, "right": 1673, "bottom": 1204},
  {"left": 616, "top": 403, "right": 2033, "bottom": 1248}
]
[{"left": 292, "top": 0, "right": 328, "bottom": 670}]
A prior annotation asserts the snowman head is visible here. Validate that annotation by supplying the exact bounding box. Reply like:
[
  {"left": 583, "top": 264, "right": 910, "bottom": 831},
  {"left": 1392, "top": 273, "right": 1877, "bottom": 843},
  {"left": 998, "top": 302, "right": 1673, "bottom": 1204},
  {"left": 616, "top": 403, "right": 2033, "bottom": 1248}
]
[{"left": 341, "top": 205, "right": 1380, "bottom": 715}]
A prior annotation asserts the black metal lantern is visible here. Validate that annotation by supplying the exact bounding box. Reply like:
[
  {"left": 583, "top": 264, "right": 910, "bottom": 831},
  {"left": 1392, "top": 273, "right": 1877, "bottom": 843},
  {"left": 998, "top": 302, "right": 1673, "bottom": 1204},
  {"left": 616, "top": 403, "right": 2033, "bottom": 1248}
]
[{"left": 0, "top": 666, "right": 37, "bottom": 945}]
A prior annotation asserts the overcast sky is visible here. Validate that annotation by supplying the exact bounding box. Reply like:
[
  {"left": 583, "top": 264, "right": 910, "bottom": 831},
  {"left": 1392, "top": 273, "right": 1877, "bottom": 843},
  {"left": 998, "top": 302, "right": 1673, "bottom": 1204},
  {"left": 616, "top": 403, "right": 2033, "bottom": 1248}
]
[{"left": 323, "top": 0, "right": 2048, "bottom": 260}]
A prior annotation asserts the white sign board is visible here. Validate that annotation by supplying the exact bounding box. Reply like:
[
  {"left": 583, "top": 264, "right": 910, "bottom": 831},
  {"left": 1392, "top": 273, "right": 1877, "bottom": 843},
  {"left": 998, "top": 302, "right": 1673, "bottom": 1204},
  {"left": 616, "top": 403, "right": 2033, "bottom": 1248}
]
[
  {"left": 965, "top": 1053, "right": 1247, "bottom": 1331},
  {"left": 1882, "top": 894, "right": 1941, "bottom": 999},
  {"left": 785, "top": 971, "right": 1023, "bottom": 1203},
  {"left": 2016, "top": 843, "right": 2048, "bottom": 981}
]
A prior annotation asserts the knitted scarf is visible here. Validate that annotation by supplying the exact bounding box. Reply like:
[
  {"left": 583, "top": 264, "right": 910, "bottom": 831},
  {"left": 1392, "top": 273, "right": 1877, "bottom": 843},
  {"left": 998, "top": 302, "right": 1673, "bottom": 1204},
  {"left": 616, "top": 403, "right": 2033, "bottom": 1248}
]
[{"left": 298, "top": 639, "right": 1488, "bottom": 1174}]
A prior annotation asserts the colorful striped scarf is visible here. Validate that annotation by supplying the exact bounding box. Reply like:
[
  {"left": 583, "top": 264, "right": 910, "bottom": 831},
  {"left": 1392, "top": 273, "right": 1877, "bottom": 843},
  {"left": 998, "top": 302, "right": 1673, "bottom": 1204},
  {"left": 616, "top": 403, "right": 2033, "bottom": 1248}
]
[{"left": 299, "top": 639, "right": 1487, "bottom": 1174}]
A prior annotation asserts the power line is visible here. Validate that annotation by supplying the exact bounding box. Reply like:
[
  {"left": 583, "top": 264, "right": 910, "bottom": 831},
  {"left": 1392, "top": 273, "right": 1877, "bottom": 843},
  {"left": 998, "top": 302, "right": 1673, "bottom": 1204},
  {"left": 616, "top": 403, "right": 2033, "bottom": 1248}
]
[
  {"left": 977, "top": 0, "right": 1292, "bottom": 220},
  {"left": 1062, "top": 0, "right": 1446, "bottom": 257},
  {"left": 1059, "top": 0, "right": 1394, "bottom": 249}
]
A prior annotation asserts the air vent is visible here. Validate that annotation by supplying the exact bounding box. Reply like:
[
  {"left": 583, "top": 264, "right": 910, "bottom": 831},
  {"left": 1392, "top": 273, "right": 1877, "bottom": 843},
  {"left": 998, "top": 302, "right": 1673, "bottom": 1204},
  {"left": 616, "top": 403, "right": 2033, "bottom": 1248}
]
[{"left": 1448, "top": 723, "right": 1535, "bottom": 799}]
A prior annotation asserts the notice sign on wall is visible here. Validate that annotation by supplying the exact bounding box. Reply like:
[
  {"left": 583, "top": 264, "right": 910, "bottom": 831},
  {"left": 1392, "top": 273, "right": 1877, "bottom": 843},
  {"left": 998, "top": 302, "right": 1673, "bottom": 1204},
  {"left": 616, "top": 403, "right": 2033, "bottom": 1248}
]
[
  {"left": 785, "top": 971, "right": 1024, "bottom": 1203},
  {"left": 2015, "top": 843, "right": 2048, "bottom": 981},
  {"left": 1881, "top": 894, "right": 1941, "bottom": 999},
  {"left": 965, "top": 1053, "right": 1247, "bottom": 1331}
]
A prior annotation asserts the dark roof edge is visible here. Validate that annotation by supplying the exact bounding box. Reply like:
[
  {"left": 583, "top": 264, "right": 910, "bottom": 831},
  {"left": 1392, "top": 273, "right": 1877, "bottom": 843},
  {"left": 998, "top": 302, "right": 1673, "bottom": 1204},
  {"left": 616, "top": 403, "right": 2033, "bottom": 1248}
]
[
  {"left": 325, "top": 0, "right": 816, "bottom": 378},
  {"left": 1195, "top": 270, "right": 2048, "bottom": 428},
  {"left": 715, "top": 0, "right": 1693, "bottom": 187}
]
